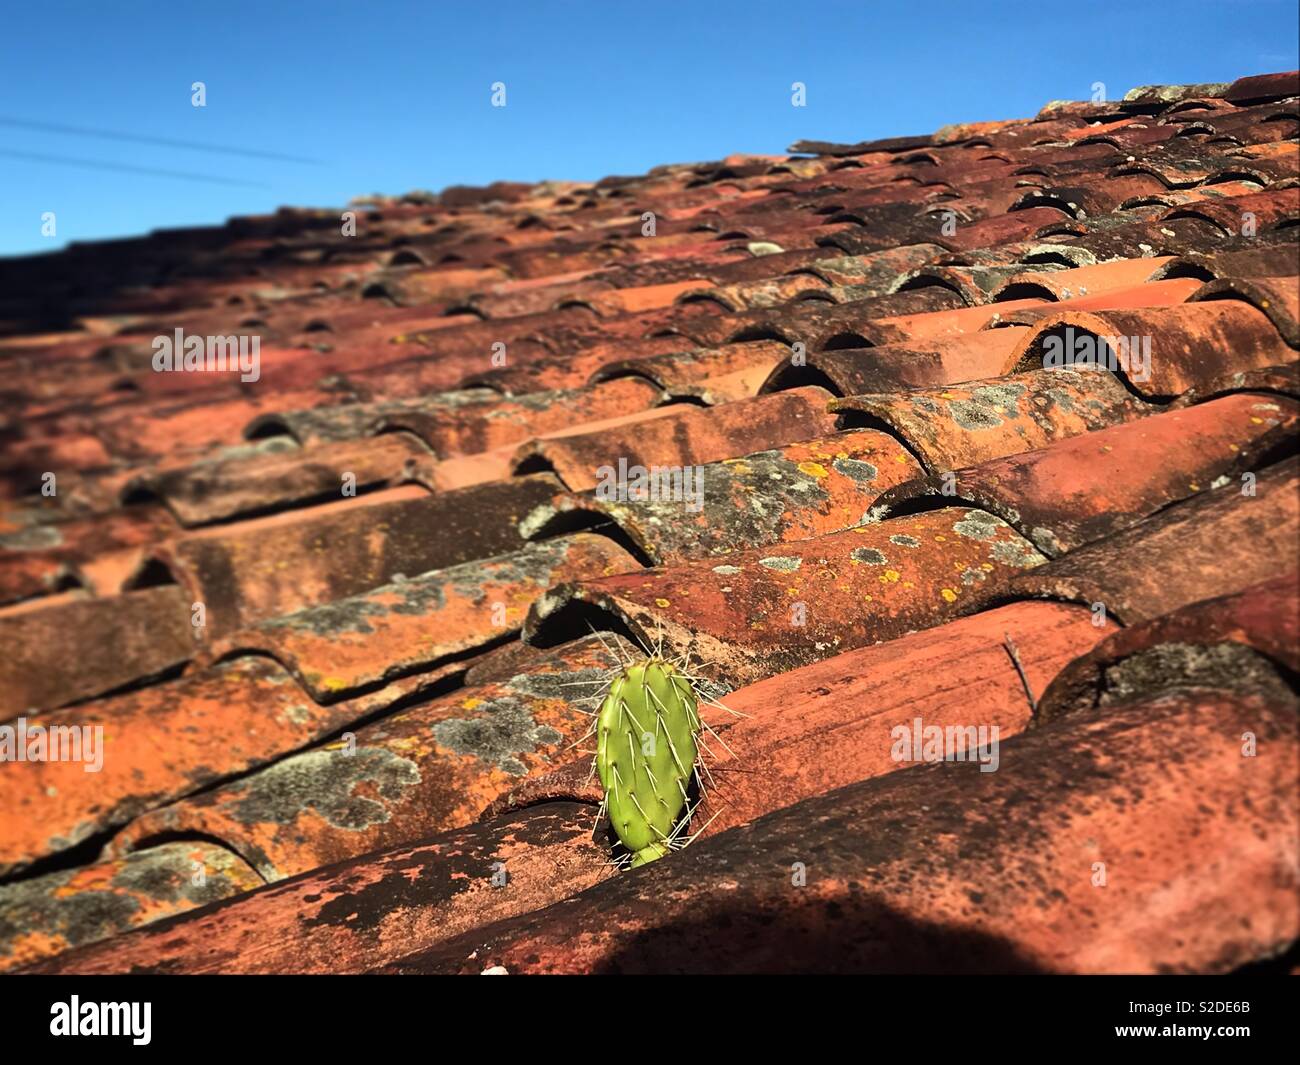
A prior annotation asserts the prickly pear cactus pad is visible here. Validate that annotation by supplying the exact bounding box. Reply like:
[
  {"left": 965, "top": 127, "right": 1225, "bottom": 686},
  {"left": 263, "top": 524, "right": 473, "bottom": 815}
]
[{"left": 595, "top": 659, "right": 701, "bottom": 868}]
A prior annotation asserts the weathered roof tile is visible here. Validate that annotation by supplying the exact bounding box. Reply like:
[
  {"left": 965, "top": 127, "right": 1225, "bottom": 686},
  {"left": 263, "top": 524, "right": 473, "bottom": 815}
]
[
  {"left": 378, "top": 686, "right": 1299, "bottom": 974},
  {"left": 526, "top": 507, "right": 1046, "bottom": 687},
  {"left": 873, "top": 393, "right": 1299, "bottom": 556},
  {"left": 108, "top": 634, "right": 633, "bottom": 880}
]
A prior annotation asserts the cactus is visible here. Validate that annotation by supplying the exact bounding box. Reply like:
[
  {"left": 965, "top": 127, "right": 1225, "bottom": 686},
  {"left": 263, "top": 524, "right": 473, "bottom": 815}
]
[
  {"left": 571, "top": 626, "right": 742, "bottom": 868},
  {"left": 595, "top": 659, "right": 702, "bottom": 868}
]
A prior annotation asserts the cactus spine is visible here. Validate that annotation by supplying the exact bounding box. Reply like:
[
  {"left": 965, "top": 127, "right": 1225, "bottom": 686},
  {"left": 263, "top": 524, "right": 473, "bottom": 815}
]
[{"left": 595, "top": 658, "right": 701, "bottom": 868}]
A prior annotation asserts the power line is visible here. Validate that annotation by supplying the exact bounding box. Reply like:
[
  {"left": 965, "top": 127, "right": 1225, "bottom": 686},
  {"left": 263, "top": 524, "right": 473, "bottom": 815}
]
[
  {"left": 0, "top": 116, "right": 321, "bottom": 164},
  {"left": 0, "top": 149, "right": 271, "bottom": 188}
]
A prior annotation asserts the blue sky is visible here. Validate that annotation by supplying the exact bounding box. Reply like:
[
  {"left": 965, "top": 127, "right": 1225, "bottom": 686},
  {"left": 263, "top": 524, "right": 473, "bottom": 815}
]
[{"left": 1, "top": 0, "right": 1296, "bottom": 257}]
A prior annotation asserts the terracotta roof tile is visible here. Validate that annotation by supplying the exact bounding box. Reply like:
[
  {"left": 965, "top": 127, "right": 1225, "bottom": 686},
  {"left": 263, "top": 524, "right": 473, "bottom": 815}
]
[
  {"left": 207, "top": 533, "right": 636, "bottom": 699},
  {"left": 450, "top": 354, "right": 631, "bottom": 398},
  {"left": 990, "top": 256, "right": 1173, "bottom": 301},
  {"left": 1223, "top": 70, "right": 1300, "bottom": 103},
  {"left": 0, "top": 584, "right": 193, "bottom": 717},
  {"left": 1035, "top": 573, "right": 1298, "bottom": 725},
  {"left": 0, "top": 841, "right": 262, "bottom": 971},
  {"left": 523, "top": 428, "right": 925, "bottom": 564},
  {"left": 762, "top": 328, "right": 1028, "bottom": 396},
  {"left": 0, "top": 655, "right": 468, "bottom": 877},
  {"left": 374, "top": 377, "right": 663, "bottom": 455},
  {"left": 1190, "top": 274, "right": 1300, "bottom": 345},
  {"left": 1001, "top": 457, "right": 1299, "bottom": 623},
  {"left": 108, "top": 634, "right": 633, "bottom": 880},
  {"left": 0, "top": 504, "right": 177, "bottom": 602},
  {"left": 829, "top": 366, "right": 1148, "bottom": 470},
  {"left": 1168, "top": 360, "right": 1300, "bottom": 407},
  {"left": 511, "top": 386, "right": 839, "bottom": 491},
  {"left": 125, "top": 434, "right": 432, "bottom": 526},
  {"left": 1006, "top": 301, "right": 1295, "bottom": 398},
  {"left": 379, "top": 685, "right": 1298, "bottom": 974},
  {"left": 153, "top": 476, "right": 558, "bottom": 635},
  {"left": 1150, "top": 242, "right": 1300, "bottom": 283},
  {"left": 1161, "top": 185, "right": 1298, "bottom": 232},
  {"left": 872, "top": 393, "right": 1300, "bottom": 556},
  {"left": 526, "top": 507, "right": 1045, "bottom": 687},
  {"left": 1120, "top": 82, "right": 1232, "bottom": 110},
  {"left": 26, "top": 802, "right": 607, "bottom": 975},
  {"left": 589, "top": 339, "right": 788, "bottom": 403}
]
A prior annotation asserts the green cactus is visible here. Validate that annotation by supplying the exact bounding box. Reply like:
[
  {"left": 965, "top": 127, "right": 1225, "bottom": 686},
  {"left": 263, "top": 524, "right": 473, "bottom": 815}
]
[{"left": 595, "top": 658, "right": 701, "bottom": 868}]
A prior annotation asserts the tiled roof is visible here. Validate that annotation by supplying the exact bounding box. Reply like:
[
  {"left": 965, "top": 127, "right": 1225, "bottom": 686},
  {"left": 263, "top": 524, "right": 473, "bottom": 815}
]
[{"left": 2, "top": 70, "right": 1298, "bottom": 975}]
